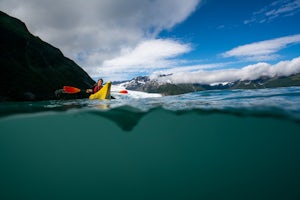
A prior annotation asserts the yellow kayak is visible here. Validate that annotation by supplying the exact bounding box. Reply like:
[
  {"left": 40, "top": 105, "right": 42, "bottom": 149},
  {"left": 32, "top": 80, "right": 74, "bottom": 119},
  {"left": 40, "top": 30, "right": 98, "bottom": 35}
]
[{"left": 89, "top": 82, "right": 111, "bottom": 100}]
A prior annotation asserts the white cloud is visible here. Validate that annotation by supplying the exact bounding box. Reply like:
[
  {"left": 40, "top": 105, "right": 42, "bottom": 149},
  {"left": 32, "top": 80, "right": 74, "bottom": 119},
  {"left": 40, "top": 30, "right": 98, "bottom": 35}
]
[
  {"left": 155, "top": 56, "right": 300, "bottom": 84},
  {"left": 244, "top": 0, "right": 300, "bottom": 24},
  {"left": 103, "top": 39, "right": 191, "bottom": 69},
  {"left": 222, "top": 34, "right": 300, "bottom": 61},
  {"left": 88, "top": 39, "right": 191, "bottom": 81},
  {"left": 0, "top": 0, "right": 201, "bottom": 80}
]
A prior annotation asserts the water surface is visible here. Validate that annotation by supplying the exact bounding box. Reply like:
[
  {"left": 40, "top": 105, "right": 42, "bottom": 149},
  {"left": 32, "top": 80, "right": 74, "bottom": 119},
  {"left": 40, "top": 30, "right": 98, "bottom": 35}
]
[{"left": 1, "top": 87, "right": 300, "bottom": 199}]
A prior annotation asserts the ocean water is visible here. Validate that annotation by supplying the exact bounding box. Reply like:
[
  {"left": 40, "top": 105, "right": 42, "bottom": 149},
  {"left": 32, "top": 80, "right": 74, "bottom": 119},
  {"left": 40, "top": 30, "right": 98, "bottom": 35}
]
[{"left": 1, "top": 87, "right": 300, "bottom": 200}]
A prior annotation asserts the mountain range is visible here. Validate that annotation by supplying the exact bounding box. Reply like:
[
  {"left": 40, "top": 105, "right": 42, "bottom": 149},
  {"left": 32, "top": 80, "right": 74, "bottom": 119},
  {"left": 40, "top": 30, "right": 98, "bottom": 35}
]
[{"left": 117, "top": 73, "right": 300, "bottom": 95}]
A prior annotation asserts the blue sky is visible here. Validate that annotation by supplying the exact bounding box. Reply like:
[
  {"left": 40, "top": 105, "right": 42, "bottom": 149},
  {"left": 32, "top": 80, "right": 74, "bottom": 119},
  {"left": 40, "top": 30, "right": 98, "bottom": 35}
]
[
  {"left": 164, "top": 0, "right": 300, "bottom": 64},
  {"left": 1, "top": 0, "right": 300, "bottom": 83},
  {"left": 153, "top": 0, "right": 300, "bottom": 83}
]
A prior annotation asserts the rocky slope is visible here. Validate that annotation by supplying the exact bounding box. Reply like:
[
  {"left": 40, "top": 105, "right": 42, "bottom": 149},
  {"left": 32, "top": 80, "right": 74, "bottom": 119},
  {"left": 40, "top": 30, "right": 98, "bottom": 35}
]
[{"left": 0, "top": 11, "right": 95, "bottom": 101}]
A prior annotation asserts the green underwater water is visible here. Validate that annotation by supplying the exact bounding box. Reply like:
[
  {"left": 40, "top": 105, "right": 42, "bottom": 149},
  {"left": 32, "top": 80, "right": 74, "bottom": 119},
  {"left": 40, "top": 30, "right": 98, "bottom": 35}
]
[{"left": 0, "top": 107, "right": 300, "bottom": 200}]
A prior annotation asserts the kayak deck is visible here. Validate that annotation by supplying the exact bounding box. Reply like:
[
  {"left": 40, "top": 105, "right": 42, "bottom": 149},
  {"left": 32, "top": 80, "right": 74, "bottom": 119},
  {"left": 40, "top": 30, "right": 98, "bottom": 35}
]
[{"left": 89, "top": 82, "right": 111, "bottom": 100}]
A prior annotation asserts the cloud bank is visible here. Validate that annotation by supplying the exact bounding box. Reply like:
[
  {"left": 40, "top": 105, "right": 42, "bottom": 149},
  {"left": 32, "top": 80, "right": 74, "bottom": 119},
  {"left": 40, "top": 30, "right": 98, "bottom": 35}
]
[
  {"left": 0, "top": 0, "right": 200, "bottom": 79},
  {"left": 222, "top": 34, "right": 300, "bottom": 61},
  {"left": 154, "top": 56, "right": 300, "bottom": 84}
]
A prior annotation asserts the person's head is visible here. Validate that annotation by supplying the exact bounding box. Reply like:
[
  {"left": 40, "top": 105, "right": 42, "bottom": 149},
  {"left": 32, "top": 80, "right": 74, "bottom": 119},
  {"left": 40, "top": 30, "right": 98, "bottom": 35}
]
[{"left": 97, "top": 78, "right": 103, "bottom": 86}]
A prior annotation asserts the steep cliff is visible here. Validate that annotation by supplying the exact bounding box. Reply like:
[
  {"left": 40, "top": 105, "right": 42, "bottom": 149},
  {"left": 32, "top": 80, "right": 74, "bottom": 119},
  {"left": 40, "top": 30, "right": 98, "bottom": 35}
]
[{"left": 0, "top": 11, "right": 95, "bottom": 101}]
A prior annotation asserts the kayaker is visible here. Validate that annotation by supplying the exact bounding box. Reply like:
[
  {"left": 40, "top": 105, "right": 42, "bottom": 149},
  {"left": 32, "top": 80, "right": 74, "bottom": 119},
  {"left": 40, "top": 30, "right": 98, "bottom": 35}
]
[{"left": 86, "top": 78, "right": 103, "bottom": 94}]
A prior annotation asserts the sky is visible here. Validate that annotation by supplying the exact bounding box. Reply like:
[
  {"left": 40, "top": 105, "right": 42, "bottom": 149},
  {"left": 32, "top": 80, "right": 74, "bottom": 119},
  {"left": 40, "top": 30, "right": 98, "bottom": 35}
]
[{"left": 1, "top": 0, "right": 300, "bottom": 83}]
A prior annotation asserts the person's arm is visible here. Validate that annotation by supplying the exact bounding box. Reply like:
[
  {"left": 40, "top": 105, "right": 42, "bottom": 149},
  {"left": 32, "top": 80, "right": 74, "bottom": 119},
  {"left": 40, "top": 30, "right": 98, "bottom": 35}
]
[{"left": 86, "top": 89, "right": 93, "bottom": 93}]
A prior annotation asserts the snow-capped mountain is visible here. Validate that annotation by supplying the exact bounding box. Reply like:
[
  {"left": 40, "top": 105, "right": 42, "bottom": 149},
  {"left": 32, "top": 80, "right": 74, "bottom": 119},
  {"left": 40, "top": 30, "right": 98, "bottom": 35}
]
[{"left": 113, "top": 73, "right": 300, "bottom": 95}]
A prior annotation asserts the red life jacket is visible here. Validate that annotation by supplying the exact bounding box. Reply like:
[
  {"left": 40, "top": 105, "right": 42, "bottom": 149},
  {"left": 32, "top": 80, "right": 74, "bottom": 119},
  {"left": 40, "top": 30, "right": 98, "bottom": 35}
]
[{"left": 93, "top": 85, "right": 102, "bottom": 93}]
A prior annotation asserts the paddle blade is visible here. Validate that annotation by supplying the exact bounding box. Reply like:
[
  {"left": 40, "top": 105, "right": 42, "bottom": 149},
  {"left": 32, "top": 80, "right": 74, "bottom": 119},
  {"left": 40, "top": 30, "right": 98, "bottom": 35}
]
[
  {"left": 119, "top": 89, "right": 128, "bottom": 94},
  {"left": 63, "top": 86, "right": 81, "bottom": 94}
]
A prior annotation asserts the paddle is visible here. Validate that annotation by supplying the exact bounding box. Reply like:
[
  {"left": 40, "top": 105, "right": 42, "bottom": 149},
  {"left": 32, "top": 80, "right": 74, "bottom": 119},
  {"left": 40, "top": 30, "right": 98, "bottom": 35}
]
[
  {"left": 63, "top": 86, "right": 82, "bottom": 94},
  {"left": 119, "top": 89, "right": 128, "bottom": 94}
]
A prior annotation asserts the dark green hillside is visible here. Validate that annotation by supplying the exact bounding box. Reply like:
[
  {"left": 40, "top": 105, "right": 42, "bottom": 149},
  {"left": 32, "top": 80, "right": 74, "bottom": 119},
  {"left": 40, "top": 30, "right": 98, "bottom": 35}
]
[
  {"left": 231, "top": 73, "right": 300, "bottom": 89},
  {"left": 0, "top": 11, "right": 95, "bottom": 101},
  {"left": 264, "top": 74, "right": 300, "bottom": 88}
]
